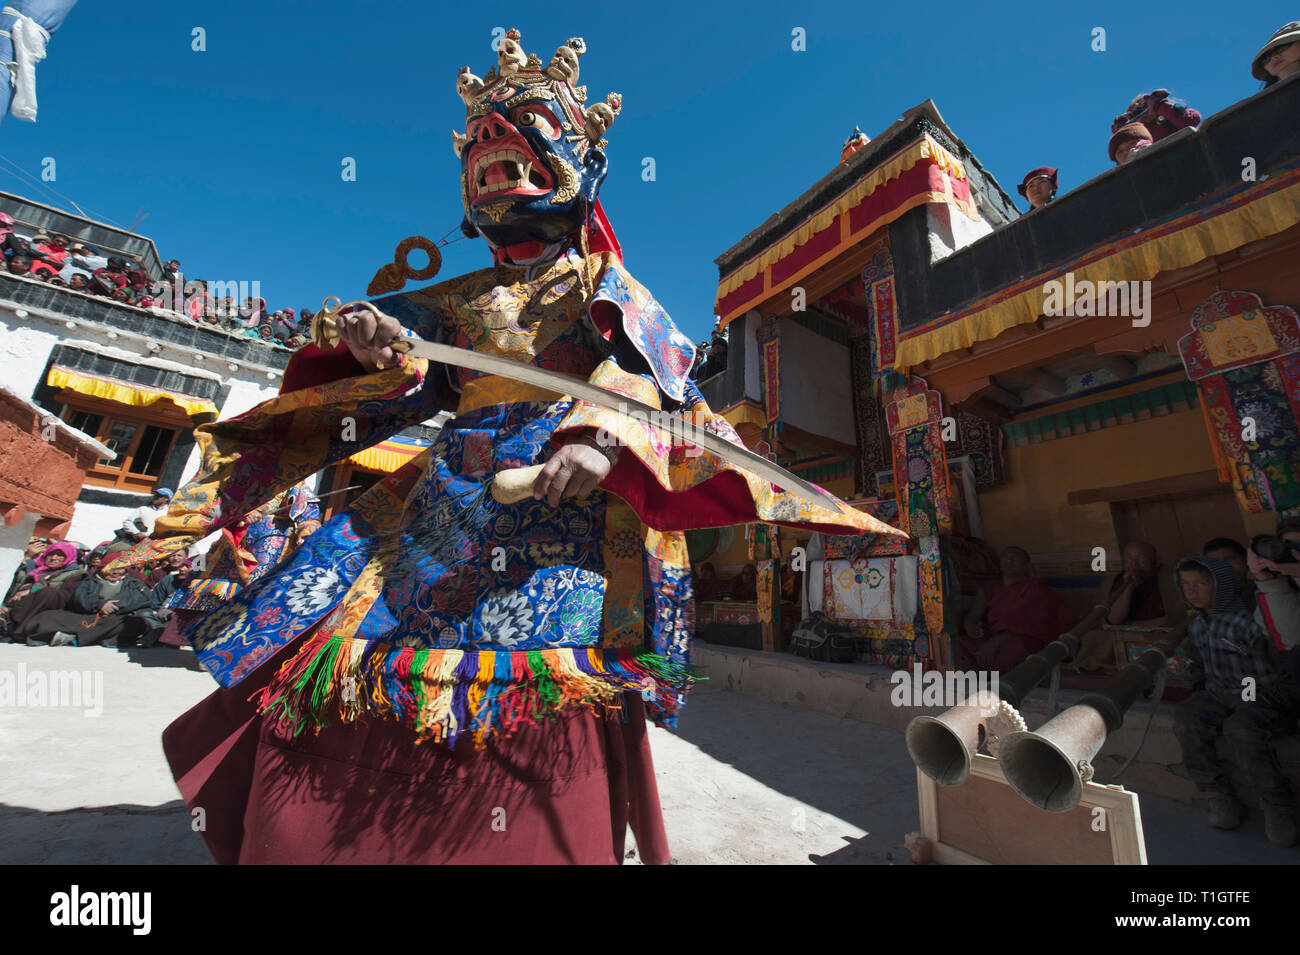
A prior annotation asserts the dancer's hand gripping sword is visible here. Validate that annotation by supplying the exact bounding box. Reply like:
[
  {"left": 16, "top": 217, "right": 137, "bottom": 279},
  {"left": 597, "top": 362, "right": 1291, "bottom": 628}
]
[{"left": 313, "top": 299, "right": 843, "bottom": 510}]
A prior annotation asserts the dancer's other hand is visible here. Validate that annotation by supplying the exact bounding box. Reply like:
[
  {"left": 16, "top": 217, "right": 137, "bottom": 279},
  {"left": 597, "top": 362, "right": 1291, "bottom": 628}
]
[{"left": 533, "top": 438, "right": 612, "bottom": 507}]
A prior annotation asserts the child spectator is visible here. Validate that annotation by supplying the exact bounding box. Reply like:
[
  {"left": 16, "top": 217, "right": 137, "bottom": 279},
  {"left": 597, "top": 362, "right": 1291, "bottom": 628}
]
[
  {"left": 1172, "top": 556, "right": 1297, "bottom": 845},
  {"left": 1204, "top": 537, "right": 1256, "bottom": 611}
]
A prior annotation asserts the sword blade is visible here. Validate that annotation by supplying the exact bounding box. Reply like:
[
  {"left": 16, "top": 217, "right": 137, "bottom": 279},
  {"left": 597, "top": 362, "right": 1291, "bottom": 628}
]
[{"left": 399, "top": 339, "right": 841, "bottom": 509}]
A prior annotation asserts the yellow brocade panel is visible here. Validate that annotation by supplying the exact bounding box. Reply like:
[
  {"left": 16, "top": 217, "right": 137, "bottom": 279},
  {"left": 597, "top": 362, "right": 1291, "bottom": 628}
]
[
  {"left": 1199, "top": 311, "right": 1279, "bottom": 366},
  {"left": 602, "top": 498, "right": 645, "bottom": 648}
]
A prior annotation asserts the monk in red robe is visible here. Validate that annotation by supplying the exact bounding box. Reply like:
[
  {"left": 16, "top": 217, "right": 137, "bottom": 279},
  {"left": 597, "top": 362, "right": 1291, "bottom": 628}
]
[{"left": 960, "top": 546, "right": 1077, "bottom": 671}]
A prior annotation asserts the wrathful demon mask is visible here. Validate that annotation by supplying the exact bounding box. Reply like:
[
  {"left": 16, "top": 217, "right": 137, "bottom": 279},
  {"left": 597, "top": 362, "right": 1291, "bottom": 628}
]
[{"left": 452, "top": 31, "right": 622, "bottom": 249}]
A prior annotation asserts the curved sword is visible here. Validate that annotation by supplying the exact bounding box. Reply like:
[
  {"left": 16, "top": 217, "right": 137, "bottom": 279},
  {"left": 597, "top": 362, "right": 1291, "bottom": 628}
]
[{"left": 316, "top": 302, "right": 842, "bottom": 509}]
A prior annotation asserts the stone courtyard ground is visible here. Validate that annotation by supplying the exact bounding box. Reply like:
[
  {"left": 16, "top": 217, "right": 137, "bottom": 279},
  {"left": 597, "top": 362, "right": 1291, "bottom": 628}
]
[{"left": 0, "top": 643, "right": 1295, "bottom": 865}]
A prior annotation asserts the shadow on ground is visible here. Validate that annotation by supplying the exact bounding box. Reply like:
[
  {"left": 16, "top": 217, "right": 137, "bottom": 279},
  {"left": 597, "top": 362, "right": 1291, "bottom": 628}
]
[
  {"left": 120, "top": 647, "right": 205, "bottom": 671},
  {"left": 670, "top": 684, "right": 918, "bottom": 864},
  {"left": 0, "top": 800, "right": 212, "bottom": 864}
]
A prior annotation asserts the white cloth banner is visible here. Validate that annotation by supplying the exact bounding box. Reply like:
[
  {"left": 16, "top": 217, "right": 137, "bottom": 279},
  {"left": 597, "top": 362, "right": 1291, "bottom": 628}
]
[
  {"left": 807, "top": 555, "right": 918, "bottom": 624},
  {"left": 5, "top": 7, "right": 50, "bottom": 122}
]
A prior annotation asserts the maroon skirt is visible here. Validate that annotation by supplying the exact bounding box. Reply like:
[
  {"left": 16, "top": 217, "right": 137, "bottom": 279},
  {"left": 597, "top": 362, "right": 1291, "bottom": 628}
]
[{"left": 162, "top": 641, "right": 671, "bottom": 865}]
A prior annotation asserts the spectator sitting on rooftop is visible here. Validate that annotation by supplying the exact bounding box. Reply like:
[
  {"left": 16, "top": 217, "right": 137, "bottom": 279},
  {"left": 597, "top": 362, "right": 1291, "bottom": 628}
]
[
  {"left": 1109, "top": 121, "right": 1154, "bottom": 165},
  {"left": 69, "top": 244, "right": 106, "bottom": 272},
  {"left": 1018, "top": 166, "right": 1057, "bottom": 210},
  {"left": 6, "top": 253, "right": 31, "bottom": 275},
  {"left": 1112, "top": 89, "right": 1201, "bottom": 146},
  {"left": 186, "top": 281, "right": 209, "bottom": 322},
  {"left": 91, "top": 256, "right": 130, "bottom": 295},
  {"left": 272, "top": 310, "right": 297, "bottom": 342},
  {"left": 28, "top": 257, "right": 59, "bottom": 280},
  {"left": 244, "top": 296, "right": 267, "bottom": 328},
  {"left": 698, "top": 330, "right": 729, "bottom": 379},
  {"left": 689, "top": 341, "right": 708, "bottom": 378},
  {"left": 2, "top": 228, "right": 30, "bottom": 258},
  {"left": 31, "top": 233, "right": 69, "bottom": 267},
  {"left": 1253, "top": 21, "right": 1300, "bottom": 86}
]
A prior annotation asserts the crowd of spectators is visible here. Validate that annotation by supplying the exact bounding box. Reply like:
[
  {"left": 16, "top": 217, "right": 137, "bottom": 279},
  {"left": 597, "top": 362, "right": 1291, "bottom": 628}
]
[
  {"left": 690, "top": 329, "right": 728, "bottom": 381},
  {"left": 0, "top": 215, "right": 314, "bottom": 348},
  {"left": 1016, "top": 21, "right": 1300, "bottom": 212},
  {"left": 959, "top": 522, "right": 1300, "bottom": 844},
  {"left": 1, "top": 533, "right": 195, "bottom": 649}
]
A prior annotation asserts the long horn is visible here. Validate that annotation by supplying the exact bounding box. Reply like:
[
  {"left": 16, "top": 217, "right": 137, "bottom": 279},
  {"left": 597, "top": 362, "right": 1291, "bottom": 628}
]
[
  {"left": 998, "top": 613, "right": 1193, "bottom": 812},
  {"left": 905, "top": 600, "right": 1113, "bottom": 787}
]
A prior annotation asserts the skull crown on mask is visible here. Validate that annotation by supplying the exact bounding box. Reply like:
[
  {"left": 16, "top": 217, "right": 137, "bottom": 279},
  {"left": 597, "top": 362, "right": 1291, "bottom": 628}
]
[{"left": 451, "top": 31, "right": 621, "bottom": 249}]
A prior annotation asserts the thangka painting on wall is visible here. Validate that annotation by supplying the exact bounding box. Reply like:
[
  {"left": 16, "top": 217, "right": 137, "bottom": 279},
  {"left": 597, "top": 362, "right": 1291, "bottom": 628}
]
[
  {"left": 1178, "top": 290, "right": 1300, "bottom": 516},
  {"left": 862, "top": 245, "right": 897, "bottom": 377},
  {"left": 884, "top": 379, "right": 951, "bottom": 652},
  {"left": 885, "top": 379, "right": 952, "bottom": 537}
]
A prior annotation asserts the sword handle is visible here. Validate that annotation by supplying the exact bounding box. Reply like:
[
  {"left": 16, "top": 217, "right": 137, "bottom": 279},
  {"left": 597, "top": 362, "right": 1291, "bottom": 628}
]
[
  {"left": 310, "top": 298, "right": 414, "bottom": 358},
  {"left": 491, "top": 465, "right": 545, "bottom": 504}
]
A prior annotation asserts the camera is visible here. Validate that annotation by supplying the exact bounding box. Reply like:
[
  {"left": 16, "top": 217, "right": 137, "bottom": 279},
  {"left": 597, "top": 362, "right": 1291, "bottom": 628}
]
[{"left": 1251, "top": 534, "right": 1300, "bottom": 564}]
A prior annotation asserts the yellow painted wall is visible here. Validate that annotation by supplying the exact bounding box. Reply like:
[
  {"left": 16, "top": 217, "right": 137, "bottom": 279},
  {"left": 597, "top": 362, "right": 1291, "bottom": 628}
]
[{"left": 976, "top": 408, "right": 1271, "bottom": 554}]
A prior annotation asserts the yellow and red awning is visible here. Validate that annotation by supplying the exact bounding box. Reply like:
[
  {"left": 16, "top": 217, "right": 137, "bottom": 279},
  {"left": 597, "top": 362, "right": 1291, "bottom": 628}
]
[
  {"left": 47, "top": 366, "right": 218, "bottom": 417},
  {"left": 715, "top": 134, "right": 977, "bottom": 327},
  {"left": 891, "top": 163, "right": 1300, "bottom": 370},
  {"left": 346, "top": 436, "right": 431, "bottom": 472}
]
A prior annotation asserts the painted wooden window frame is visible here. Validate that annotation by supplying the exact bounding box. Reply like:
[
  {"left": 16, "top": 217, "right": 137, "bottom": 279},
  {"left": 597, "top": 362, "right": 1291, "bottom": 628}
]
[{"left": 55, "top": 391, "right": 189, "bottom": 493}]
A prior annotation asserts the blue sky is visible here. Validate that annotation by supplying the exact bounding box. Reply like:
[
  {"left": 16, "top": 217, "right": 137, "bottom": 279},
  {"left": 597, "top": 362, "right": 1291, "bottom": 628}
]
[{"left": 0, "top": 1, "right": 1289, "bottom": 341}]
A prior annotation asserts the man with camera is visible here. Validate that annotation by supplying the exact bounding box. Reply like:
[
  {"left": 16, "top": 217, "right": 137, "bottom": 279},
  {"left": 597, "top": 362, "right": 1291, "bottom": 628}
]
[{"left": 1250, "top": 519, "right": 1300, "bottom": 651}]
